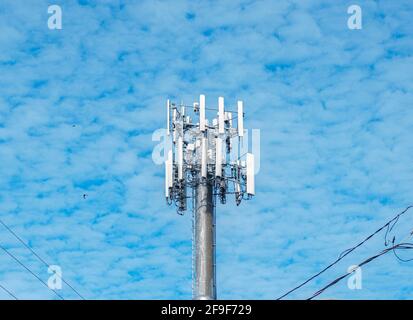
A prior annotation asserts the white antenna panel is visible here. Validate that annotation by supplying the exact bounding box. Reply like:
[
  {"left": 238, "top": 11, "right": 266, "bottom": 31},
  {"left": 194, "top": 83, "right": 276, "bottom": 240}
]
[
  {"left": 200, "top": 94, "right": 206, "bottom": 132},
  {"left": 246, "top": 153, "right": 255, "bottom": 195},
  {"left": 172, "top": 108, "right": 177, "bottom": 121},
  {"left": 172, "top": 108, "right": 177, "bottom": 142},
  {"left": 181, "top": 106, "right": 185, "bottom": 116},
  {"left": 218, "top": 97, "right": 225, "bottom": 134},
  {"left": 187, "top": 143, "right": 195, "bottom": 151},
  {"left": 166, "top": 99, "right": 170, "bottom": 136},
  {"left": 238, "top": 100, "right": 244, "bottom": 137},
  {"left": 225, "top": 112, "right": 232, "bottom": 127},
  {"left": 235, "top": 180, "right": 241, "bottom": 193},
  {"left": 215, "top": 137, "right": 222, "bottom": 177},
  {"left": 168, "top": 150, "right": 173, "bottom": 188},
  {"left": 208, "top": 148, "right": 213, "bottom": 159},
  {"left": 165, "top": 158, "right": 170, "bottom": 197},
  {"left": 177, "top": 137, "right": 183, "bottom": 180},
  {"left": 201, "top": 137, "right": 207, "bottom": 178}
]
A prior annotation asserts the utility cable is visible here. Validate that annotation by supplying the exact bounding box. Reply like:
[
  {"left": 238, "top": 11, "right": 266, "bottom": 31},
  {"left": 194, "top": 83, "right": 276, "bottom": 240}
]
[
  {"left": 0, "top": 219, "right": 85, "bottom": 300},
  {"left": 0, "top": 282, "right": 18, "bottom": 300},
  {"left": 0, "top": 242, "right": 64, "bottom": 300},
  {"left": 307, "top": 242, "right": 413, "bottom": 300},
  {"left": 277, "top": 205, "right": 413, "bottom": 300}
]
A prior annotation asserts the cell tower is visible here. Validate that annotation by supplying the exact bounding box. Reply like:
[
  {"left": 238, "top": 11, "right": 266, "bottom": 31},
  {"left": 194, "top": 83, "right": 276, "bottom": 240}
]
[{"left": 165, "top": 94, "right": 256, "bottom": 300}]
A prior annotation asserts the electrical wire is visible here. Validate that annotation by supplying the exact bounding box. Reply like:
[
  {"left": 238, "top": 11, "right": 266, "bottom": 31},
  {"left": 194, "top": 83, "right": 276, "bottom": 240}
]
[
  {"left": 0, "top": 282, "right": 18, "bottom": 300},
  {"left": 309, "top": 226, "right": 413, "bottom": 299},
  {"left": 307, "top": 243, "right": 413, "bottom": 300},
  {"left": 0, "top": 242, "right": 64, "bottom": 300},
  {"left": 0, "top": 219, "right": 85, "bottom": 300},
  {"left": 276, "top": 205, "right": 413, "bottom": 300},
  {"left": 393, "top": 247, "right": 413, "bottom": 263},
  {"left": 388, "top": 228, "right": 413, "bottom": 262}
]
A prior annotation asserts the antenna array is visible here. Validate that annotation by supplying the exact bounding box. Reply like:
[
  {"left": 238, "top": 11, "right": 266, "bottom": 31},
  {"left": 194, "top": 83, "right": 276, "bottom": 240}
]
[{"left": 165, "top": 94, "right": 255, "bottom": 214}]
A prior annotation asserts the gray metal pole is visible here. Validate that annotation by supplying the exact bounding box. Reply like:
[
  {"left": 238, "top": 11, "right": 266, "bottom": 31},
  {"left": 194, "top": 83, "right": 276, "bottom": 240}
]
[{"left": 193, "top": 179, "right": 216, "bottom": 300}]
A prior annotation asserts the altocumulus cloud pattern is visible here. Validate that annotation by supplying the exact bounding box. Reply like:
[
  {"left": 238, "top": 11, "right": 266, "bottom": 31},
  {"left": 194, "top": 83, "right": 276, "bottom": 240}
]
[{"left": 0, "top": 0, "right": 413, "bottom": 299}]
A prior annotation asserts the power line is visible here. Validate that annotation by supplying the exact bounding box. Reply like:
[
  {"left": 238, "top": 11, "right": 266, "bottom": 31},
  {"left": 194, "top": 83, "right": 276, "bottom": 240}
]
[
  {"left": 386, "top": 225, "right": 413, "bottom": 263},
  {"left": 276, "top": 205, "right": 413, "bottom": 300},
  {"left": 307, "top": 242, "right": 413, "bottom": 300},
  {"left": 393, "top": 246, "right": 413, "bottom": 263},
  {"left": 0, "top": 282, "right": 18, "bottom": 300},
  {"left": 0, "top": 219, "right": 85, "bottom": 300},
  {"left": 0, "top": 242, "right": 64, "bottom": 300}
]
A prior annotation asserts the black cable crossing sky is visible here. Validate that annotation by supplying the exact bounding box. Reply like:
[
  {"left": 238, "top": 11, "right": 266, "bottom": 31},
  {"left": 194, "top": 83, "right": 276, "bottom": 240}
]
[
  {"left": 0, "top": 218, "right": 85, "bottom": 300},
  {"left": 0, "top": 242, "right": 65, "bottom": 300},
  {"left": 277, "top": 205, "right": 413, "bottom": 300},
  {"left": 0, "top": 282, "right": 18, "bottom": 300},
  {"left": 307, "top": 242, "right": 413, "bottom": 300}
]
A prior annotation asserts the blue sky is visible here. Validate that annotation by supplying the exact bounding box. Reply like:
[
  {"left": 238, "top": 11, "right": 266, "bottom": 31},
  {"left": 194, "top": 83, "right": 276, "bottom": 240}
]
[{"left": 0, "top": 0, "right": 413, "bottom": 299}]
